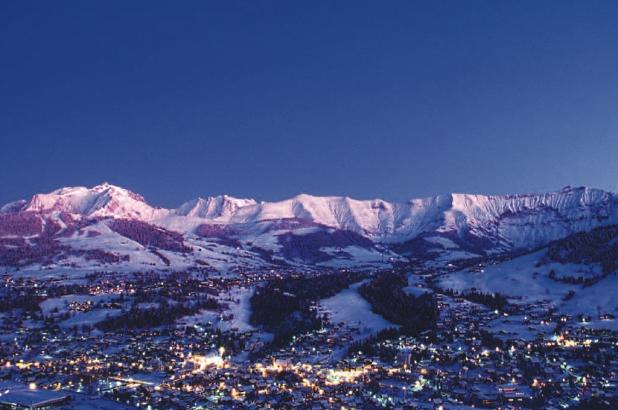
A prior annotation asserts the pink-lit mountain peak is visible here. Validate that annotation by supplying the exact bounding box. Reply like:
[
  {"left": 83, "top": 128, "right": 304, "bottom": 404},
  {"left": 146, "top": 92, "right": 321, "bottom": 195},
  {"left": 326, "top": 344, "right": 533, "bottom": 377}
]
[{"left": 17, "top": 182, "right": 159, "bottom": 220}]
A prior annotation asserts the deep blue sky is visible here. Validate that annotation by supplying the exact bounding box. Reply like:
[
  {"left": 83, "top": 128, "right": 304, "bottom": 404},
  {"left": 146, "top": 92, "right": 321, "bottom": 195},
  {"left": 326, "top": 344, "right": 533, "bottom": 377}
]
[{"left": 2, "top": 1, "right": 618, "bottom": 207}]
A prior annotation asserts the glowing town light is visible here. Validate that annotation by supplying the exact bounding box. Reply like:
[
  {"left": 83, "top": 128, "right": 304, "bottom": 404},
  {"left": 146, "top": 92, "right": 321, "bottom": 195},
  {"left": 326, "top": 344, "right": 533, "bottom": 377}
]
[
  {"left": 325, "top": 368, "right": 366, "bottom": 385},
  {"left": 188, "top": 353, "right": 224, "bottom": 372}
]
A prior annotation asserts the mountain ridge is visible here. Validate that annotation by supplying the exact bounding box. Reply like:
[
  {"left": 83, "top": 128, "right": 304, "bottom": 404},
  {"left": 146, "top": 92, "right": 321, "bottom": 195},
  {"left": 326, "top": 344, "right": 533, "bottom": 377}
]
[{"left": 1, "top": 183, "right": 617, "bottom": 273}]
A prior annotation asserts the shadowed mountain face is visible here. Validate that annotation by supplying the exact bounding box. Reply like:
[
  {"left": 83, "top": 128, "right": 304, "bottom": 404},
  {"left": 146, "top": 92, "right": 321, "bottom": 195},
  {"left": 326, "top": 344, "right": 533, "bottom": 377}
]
[{"left": 1, "top": 183, "right": 617, "bottom": 272}]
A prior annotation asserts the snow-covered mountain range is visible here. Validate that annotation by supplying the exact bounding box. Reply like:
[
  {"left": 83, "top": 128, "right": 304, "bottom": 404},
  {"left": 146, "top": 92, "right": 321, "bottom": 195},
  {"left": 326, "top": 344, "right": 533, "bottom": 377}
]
[{"left": 1, "top": 183, "right": 617, "bottom": 273}]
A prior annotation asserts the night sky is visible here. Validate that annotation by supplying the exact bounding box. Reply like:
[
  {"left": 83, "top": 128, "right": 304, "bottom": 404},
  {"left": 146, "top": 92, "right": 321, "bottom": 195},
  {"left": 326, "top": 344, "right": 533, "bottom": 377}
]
[{"left": 2, "top": 1, "right": 618, "bottom": 207}]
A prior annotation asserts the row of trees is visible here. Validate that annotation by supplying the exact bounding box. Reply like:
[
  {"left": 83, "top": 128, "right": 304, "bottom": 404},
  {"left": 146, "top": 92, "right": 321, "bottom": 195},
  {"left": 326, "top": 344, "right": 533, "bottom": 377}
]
[
  {"left": 442, "top": 288, "right": 509, "bottom": 310},
  {"left": 548, "top": 269, "right": 604, "bottom": 287},
  {"left": 97, "top": 297, "right": 219, "bottom": 331},
  {"left": 0, "top": 289, "right": 43, "bottom": 312}
]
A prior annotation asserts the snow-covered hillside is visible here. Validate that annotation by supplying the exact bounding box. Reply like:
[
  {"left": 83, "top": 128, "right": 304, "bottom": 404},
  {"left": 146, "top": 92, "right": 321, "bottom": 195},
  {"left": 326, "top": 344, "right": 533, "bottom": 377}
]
[
  {"left": 437, "top": 225, "right": 618, "bottom": 330},
  {"left": 1, "top": 183, "right": 617, "bottom": 273}
]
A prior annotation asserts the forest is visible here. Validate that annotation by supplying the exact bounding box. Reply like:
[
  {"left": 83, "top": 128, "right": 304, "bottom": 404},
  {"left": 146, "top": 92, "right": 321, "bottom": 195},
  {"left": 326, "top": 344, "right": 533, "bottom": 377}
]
[
  {"left": 359, "top": 271, "right": 439, "bottom": 336},
  {"left": 250, "top": 271, "right": 365, "bottom": 346}
]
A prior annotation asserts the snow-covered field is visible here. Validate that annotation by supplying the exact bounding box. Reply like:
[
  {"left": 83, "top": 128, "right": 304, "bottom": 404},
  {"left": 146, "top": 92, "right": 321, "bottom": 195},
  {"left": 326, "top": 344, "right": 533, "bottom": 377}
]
[
  {"left": 319, "top": 281, "right": 396, "bottom": 339},
  {"left": 485, "top": 314, "right": 554, "bottom": 341},
  {"left": 177, "top": 286, "right": 257, "bottom": 333}
]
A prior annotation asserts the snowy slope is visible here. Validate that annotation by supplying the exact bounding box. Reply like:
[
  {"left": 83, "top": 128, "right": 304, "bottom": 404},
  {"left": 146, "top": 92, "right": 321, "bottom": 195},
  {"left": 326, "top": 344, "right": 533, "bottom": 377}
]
[
  {"left": 436, "top": 225, "right": 618, "bottom": 328},
  {"left": 175, "top": 195, "right": 257, "bottom": 219},
  {"left": 437, "top": 252, "right": 618, "bottom": 330}
]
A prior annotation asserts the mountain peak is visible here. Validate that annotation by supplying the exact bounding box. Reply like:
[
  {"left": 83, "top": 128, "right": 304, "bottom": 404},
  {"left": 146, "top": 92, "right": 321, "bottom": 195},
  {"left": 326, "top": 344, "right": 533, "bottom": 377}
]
[
  {"left": 175, "top": 195, "right": 257, "bottom": 219},
  {"left": 21, "top": 183, "right": 158, "bottom": 219}
]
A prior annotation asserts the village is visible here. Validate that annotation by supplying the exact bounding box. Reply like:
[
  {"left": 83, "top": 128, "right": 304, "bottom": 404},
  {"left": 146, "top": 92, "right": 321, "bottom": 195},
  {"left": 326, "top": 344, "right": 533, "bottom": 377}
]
[{"left": 0, "top": 268, "right": 617, "bottom": 409}]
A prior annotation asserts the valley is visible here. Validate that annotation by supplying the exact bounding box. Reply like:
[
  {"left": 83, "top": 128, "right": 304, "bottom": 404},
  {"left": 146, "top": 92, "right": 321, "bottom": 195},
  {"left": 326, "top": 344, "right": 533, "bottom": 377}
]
[{"left": 1, "top": 184, "right": 617, "bottom": 408}]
